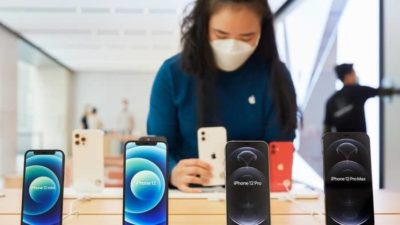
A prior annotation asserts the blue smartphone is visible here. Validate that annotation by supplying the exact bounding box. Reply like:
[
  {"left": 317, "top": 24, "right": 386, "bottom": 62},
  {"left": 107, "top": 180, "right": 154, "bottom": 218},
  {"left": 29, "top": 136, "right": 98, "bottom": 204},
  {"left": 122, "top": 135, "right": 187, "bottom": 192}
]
[
  {"left": 123, "top": 140, "right": 168, "bottom": 225},
  {"left": 21, "top": 150, "right": 65, "bottom": 225}
]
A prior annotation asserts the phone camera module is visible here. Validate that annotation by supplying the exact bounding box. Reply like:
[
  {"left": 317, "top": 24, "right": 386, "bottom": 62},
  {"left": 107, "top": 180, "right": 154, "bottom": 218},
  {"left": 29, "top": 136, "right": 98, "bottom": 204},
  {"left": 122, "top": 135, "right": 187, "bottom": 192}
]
[{"left": 271, "top": 145, "right": 277, "bottom": 154}]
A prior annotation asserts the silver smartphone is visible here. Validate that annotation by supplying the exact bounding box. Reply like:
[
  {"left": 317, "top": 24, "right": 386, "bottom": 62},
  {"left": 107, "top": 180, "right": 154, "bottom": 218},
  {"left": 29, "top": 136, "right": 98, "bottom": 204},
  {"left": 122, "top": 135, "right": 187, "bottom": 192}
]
[
  {"left": 197, "top": 127, "right": 227, "bottom": 186},
  {"left": 72, "top": 129, "right": 104, "bottom": 193}
]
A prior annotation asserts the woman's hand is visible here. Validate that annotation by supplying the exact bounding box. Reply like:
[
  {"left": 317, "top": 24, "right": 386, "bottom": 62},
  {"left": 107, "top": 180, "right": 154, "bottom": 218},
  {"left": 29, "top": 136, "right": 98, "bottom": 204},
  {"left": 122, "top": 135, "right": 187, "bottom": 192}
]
[{"left": 171, "top": 159, "right": 213, "bottom": 193}]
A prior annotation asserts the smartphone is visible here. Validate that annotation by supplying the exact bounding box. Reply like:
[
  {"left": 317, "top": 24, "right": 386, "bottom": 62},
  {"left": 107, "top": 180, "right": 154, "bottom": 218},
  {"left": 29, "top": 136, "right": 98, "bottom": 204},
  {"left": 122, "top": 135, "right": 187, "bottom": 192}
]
[
  {"left": 21, "top": 150, "right": 65, "bottom": 225},
  {"left": 72, "top": 129, "right": 104, "bottom": 193},
  {"left": 226, "top": 141, "right": 270, "bottom": 225},
  {"left": 198, "top": 127, "right": 227, "bottom": 186},
  {"left": 269, "top": 142, "right": 294, "bottom": 192},
  {"left": 123, "top": 140, "right": 168, "bottom": 225},
  {"left": 323, "top": 132, "right": 374, "bottom": 225}
]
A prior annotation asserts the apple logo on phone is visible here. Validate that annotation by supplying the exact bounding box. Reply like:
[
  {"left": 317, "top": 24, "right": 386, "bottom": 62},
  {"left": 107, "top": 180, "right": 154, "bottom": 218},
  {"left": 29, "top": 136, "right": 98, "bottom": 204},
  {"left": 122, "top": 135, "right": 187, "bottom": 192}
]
[{"left": 211, "top": 153, "right": 216, "bottom": 159}]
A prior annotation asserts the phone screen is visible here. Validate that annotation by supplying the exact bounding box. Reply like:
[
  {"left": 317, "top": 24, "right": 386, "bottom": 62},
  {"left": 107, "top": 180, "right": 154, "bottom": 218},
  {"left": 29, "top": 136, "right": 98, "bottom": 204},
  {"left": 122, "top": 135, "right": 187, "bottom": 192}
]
[
  {"left": 226, "top": 141, "right": 270, "bottom": 225},
  {"left": 123, "top": 141, "right": 167, "bottom": 225},
  {"left": 21, "top": 150, "right": 65, "bottom": 225},
  {"left": 323, "top": 133, "right": 374, "bottom": 225}
]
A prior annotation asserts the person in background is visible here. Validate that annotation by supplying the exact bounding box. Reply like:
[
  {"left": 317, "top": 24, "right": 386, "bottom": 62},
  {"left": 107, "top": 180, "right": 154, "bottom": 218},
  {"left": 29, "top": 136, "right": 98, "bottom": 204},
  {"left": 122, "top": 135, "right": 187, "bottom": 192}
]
[
  {"left": 116, "top": 98, "right": 135, "bottom": 135},
  {"left": 87, "top": 107, "right": 103, "bottom": 129},
  {"left": 324, "top": 63, "right": 400, "bottom": 133},
  {"left": 147, "top": 0, "right": 297, "bottom": 192},
  {"left": 81, "top": 104, "right": 92, "bottom": 129}
]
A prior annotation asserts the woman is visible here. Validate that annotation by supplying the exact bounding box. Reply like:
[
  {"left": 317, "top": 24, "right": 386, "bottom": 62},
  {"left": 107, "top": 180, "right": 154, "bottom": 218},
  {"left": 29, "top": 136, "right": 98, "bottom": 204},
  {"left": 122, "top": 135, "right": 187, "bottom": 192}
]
[{"left": 148, "top": 0, "right": 297, "bottom": 193}]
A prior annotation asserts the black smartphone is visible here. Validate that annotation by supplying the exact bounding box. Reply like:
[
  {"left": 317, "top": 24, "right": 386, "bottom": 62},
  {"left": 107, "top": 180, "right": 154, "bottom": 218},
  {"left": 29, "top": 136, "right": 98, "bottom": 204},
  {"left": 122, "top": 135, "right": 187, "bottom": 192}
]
[
  {"left": 123, "top": 140, "right": 168, "bottom": 225},
  {"left": 21, "top": 150, "right": 65, "bottom": 225},
  {"left": 323, "top": 133, "right": 374, "bottom": 225},
  {"left": 225, "top": 141, "right": 270, "bottom": 225}
]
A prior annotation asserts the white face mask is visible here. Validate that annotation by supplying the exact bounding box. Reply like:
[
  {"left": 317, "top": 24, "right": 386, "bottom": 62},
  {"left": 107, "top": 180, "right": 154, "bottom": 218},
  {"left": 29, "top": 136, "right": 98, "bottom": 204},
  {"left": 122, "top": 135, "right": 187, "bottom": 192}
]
[{"left": 210, "top": 38, "right": 258, "bottom": 72}]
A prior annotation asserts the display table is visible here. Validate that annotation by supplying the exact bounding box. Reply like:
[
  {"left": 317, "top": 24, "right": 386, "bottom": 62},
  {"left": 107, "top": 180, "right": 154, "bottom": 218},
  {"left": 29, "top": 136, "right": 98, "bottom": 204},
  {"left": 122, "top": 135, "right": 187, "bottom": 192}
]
[{"left": 1, "top": 189, "right": 400, "bottom": 225}]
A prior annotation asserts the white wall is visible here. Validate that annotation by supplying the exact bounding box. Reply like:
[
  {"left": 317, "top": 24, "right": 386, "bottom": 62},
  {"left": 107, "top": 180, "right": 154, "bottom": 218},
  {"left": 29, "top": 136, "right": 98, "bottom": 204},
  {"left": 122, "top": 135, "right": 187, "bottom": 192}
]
[
  {"left": 0, "top": 26, "right": 18, "bottom": 176},
  {"left": 73, "top": 72, "right": 156, "bottom": 136},
  {"left": 384, "top": 0, "right": 400, "bottom": 190}
]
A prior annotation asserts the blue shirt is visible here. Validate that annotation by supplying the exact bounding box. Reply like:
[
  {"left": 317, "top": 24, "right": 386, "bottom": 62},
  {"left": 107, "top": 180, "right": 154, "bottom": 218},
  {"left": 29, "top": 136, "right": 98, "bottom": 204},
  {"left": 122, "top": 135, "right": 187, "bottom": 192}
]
[{"left": 147, "top": 54, "right": 295, "bottom": 174}]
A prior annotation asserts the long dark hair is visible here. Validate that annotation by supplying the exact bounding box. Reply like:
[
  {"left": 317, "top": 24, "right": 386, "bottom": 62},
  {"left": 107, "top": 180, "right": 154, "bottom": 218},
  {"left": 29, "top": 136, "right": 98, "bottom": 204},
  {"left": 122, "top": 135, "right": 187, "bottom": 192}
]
[{"left": 181, "top": 0, "right": 297, "bottom": 131}]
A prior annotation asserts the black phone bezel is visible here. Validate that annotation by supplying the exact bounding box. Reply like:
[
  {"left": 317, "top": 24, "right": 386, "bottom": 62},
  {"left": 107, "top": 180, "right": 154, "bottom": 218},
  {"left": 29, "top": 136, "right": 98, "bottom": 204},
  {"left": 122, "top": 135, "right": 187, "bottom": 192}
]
[
  {"left": 122, "top": 140, "right": 169, "bottom": 225},
  {"left": 20, "top": 149, "right": 65, "bottom": 225}
]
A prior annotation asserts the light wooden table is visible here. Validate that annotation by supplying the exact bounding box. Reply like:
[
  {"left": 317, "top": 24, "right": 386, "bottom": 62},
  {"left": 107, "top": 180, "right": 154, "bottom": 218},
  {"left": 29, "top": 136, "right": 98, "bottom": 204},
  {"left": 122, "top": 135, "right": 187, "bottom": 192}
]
[{"left": 1, "top": 189, "right": 400, "bottom": 225}]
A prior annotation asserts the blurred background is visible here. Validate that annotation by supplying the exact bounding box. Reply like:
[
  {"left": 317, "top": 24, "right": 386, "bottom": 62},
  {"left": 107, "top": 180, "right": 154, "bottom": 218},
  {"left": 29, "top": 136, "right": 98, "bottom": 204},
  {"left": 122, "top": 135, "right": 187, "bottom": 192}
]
[{"left": 0, "top": 0, "right": 399, "bottom": 190}]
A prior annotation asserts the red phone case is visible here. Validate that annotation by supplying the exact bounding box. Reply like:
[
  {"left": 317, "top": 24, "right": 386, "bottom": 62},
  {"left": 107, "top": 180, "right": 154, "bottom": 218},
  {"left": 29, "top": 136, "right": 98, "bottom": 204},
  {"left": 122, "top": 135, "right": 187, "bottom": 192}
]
[{"left": 269, "top": 142, "right": 294, "bottom": 192}]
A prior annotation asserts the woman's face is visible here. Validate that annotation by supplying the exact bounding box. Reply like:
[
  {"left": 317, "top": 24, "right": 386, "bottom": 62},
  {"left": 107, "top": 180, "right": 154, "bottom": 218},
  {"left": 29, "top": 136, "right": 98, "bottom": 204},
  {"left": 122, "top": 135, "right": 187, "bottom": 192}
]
[{"left": 209, "top": 5, "right": 262, "bottom": 46}]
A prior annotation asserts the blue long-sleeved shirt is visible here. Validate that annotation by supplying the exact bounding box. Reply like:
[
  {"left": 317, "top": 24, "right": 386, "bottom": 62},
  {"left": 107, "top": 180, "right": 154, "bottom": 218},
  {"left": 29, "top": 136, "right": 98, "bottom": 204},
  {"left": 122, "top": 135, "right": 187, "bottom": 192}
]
[{"left": 147, "top": 54, "right": 295, "bottom": 174}]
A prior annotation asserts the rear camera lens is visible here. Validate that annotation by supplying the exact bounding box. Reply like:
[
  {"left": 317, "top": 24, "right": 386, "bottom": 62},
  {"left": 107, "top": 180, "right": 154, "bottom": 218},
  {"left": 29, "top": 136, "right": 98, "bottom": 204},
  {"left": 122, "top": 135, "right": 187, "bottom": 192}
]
[{"left": 75, "top": 141, "right": 80, "bottom": 145}]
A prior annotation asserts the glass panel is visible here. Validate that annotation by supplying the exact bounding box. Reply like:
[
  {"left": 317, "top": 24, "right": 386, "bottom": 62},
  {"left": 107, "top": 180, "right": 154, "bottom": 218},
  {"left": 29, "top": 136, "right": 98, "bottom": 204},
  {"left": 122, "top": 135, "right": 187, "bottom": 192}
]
[{"left": 16, "top": 40, "right": 72, "bottom": 172}]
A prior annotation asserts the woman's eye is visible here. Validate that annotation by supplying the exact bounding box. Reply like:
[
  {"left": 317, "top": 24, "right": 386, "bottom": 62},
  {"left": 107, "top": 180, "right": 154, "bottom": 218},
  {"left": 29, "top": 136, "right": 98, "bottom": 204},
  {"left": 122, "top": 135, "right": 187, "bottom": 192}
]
[
  {"left": 241, "top": 37, "right": 253, "bottom": 42},
  {"left": 216, "top": 35, "right": 228, "bottom": 39}
]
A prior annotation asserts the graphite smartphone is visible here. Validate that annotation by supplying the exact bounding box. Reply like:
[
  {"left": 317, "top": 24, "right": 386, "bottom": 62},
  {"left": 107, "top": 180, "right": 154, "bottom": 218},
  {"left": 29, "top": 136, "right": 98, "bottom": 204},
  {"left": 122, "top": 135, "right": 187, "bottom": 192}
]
[
  {"left": 323, "top": 132, "right": 374, "bottom": 225},
  {"left": 269, "top": 142, "right": 294, "bottom": 192},
  {"left": 226, "top": 141, "right": 270, "bottom": 225},
  {"left": 72, "top": 129, "right": 104, "bottom": 193},
  {"left": 123, "top": 140, "right": 168, "bottom": 225},
  {"left": 21, "top": 150, "right": 65, "bottom": 225},
  {"left": 198, "top": 127, "right": 227, "bottom": 186}
]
